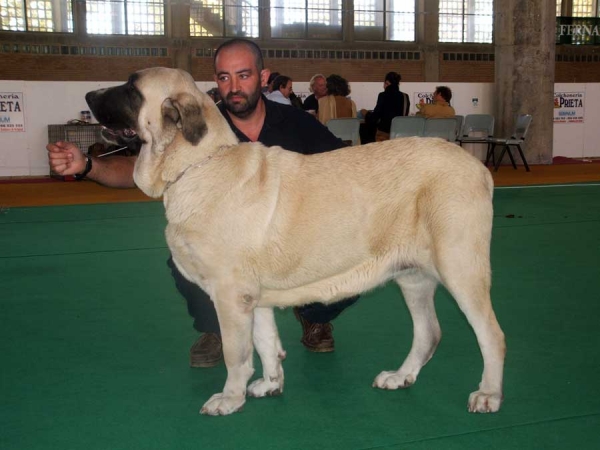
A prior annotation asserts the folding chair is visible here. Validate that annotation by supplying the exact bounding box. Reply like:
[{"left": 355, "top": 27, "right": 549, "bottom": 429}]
[
  {"left": 453, "top": 115, "right": 464, "bottom": 142},
  {"left": 458, "top": 114, "right": 495, "bottom": 146},
  {"left": 486, "top": 114, "right": 532, "bottom": 172},
  {"left": 326, "top": 118, "right": 361, "bottom": 146},
  {"left": 389, "top": 116, "right": 425, "bottom": 139},
  {"left": 424, "top": 118, "right": 461, "bottom": 141}
]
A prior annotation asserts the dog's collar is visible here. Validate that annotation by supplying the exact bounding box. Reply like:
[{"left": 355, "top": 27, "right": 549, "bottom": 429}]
[{"left": 163, "top": 145, "right": 230, "bottom": 193}]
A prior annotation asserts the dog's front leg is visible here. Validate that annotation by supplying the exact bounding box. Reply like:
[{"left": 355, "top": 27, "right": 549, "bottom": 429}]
[
  {"left": 248, "top": 307, "right": 286, "bottom": 398},
  {"left": 200, "top": 287, "right": 257, "bottom": 416}
]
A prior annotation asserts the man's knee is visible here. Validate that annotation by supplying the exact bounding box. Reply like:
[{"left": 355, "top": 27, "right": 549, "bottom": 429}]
[
  {"left": 167, "top": 257, "right": 210, "bottom": 305},
  {"left": 297, "top": 296, "right": 359, "bottom": 323}
]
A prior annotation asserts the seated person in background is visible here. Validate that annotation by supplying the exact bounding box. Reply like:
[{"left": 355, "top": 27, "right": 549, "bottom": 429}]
[
  {"left": 302, "top": 73, "right": 327, "bottom": 116},
  {"left": 266, "top": 75, "right": 293, "bottom": 105},
  {"left": 362, "top": 71, "right": 410, "bottom": 142},
  {"left": 206, "top": 87, "right": 221, "bottom": 104},
  {"left": 318, "top": 74, "right": 357, "bottom": 124},
  {"left": 289, "top": 91, "right": 304, "bottom": 109},
  {"left": 262, "top": 71, "right": 280, "bottom": 93},
  {"left": 417, "top": 86, "right": 456, "bottom": 118}
]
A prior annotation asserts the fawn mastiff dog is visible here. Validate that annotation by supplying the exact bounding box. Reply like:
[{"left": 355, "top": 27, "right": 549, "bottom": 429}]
[{"left": 86, "top": 67, "right": 505, "bottom": 416}]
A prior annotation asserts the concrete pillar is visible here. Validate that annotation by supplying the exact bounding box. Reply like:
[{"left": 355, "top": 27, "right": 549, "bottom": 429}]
[
  {"left": 170, "top": 1, "right": 192, "bottom": 73},
  {"left": 73, "top": 0, "right": 86, "bottom": 36},
  {"left": 494, "top": 0, "right": 556, "bottom": 164},
  {"left": 420, "top": 0, "right": 440, "bottom": 82}
]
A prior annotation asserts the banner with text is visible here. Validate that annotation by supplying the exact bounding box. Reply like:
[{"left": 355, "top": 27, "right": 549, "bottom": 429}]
[
  {"left": 0, "top": 92, "right": 25, "bottom": 132},
  {"left": 415, "top": 92, "right": 434, "bottom": 108},
  {"left": 554, "top": 92, "right": 585, "bottom": 123}
]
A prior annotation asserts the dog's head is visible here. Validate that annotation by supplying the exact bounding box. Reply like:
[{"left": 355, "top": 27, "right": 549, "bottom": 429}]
[{"left": 86, "top": 67, "right": 237, "bottom": 197}]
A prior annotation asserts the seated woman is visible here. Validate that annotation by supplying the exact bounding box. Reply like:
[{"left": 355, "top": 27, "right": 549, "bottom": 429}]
[
  {"left": 363, "top": 71, "right": 410, "bottom": 142},
  {"left": 318, "top": 74, "right": 357, "bottom": 125}
]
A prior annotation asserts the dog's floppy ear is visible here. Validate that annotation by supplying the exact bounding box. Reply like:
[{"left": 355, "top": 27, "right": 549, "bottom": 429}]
[{"left": 161, "top": 93, "right": 207, "bottom": 145}]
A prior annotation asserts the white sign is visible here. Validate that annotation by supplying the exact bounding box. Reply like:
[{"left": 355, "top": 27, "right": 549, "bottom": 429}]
[
  {"left": 295, "top": 91, "right": 310, "bottom": 102},
  {"left": 415, "top": 92, "right": 434, "bottom": 108},
  {"left": 554, "top": 92, "right": 585, "bottom": 123},
  {"left": 0, "top": 92, "right": 25, "bottom": 132}
]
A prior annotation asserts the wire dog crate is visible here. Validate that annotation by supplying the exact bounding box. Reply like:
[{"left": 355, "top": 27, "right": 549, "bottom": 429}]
[{"left": 48, "top": 124, "right": 104, "bottom": 155}]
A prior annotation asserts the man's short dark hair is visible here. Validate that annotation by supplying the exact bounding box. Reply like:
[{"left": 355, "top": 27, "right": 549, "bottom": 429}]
[
  {"left": 272, "top": 75, "right": 291, "bottom": 91},
  {"left": 213, "top": 38, "right": 264, "bottom": 72},
  {"left": 435, "top": 86, "right": 452, "bottom": 103}
]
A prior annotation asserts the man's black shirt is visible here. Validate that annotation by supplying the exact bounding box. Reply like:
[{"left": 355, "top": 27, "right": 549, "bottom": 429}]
[
  {"left": 302, "top": 94, "right": 319, "bottom": 113},
  {"left": 217, "top": 97, "right": 345, "bottom": 155}
]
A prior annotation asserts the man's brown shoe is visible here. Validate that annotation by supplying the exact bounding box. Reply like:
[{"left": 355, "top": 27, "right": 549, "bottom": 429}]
[
  {"left": 293, "top": 308, "right": 335, "bottom": 352},
  {"left": 190, "top": 333, "right": 223, "bottom": 368}
]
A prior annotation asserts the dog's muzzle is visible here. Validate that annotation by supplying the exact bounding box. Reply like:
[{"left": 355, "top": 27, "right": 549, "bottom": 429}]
[{"left": 101, "top": 126, "right": 137, "bottom": 141}]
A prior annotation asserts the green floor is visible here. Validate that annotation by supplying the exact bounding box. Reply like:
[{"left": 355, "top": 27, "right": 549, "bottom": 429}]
[{"left": 2, "top": 185, "right": 600, "bottom": 449}]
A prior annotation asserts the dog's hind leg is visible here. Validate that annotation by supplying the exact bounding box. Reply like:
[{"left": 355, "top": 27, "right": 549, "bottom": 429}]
[
  {"left": 248, "top": 307, "right": 286, "bottom": 398},
  {"left": 441, "top": 265, "right": 505, "bottom": 413},
  {"left": 200, "top": 285, "right": 258, "bottom": 416},
  {"left": 433, "top": 227, "right": 505, "bottom": 413},
  {"left": 373, "top": 271, "right": 441, "bottom": 390}
]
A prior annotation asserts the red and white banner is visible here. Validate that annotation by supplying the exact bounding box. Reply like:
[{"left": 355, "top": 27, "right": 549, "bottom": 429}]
[{"left": 0, "top": 92, "right": 25, "bottom": 132}]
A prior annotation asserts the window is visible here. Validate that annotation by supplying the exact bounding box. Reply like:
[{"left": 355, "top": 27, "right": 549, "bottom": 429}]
[
  {"left": 572, "top": 0, "right": 595, "bottom": 16},
  {"left": 439, "top": 0, "right": 493, "bottom": 43},
  {"left": 558, "top": 1, "right": 600, "bottom": 45},
  {"left": 270, "top": 0, "right": 342, "bottom": 39},
  {"left": 190, "top": 0, "right": 259, "bottom": 37},
  {"left": 557, "top": 0, "right": 600, "bottom": 17},
  {"left": 87, "top": 0, "right": 164, "bottom": 35},
  {"left": 354, "top": 0, "right": 415, "bottom": 41},
  {"left": 0, "top": 0, "right": 72, "bottom": 32}
]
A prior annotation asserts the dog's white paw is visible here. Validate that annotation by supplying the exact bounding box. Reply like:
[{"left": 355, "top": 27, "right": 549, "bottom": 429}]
[
  {"left": 467, "top": 390, "right": 502, "bottom": 413},
  {"left": 372, "top": 370, "right": 417, "bottom": 390},
  {"left": 200, "top": 393, "right": 246, "bottom": 416},
  {"left": 247, "top": 377, "right": 283, "bottom": 398}
]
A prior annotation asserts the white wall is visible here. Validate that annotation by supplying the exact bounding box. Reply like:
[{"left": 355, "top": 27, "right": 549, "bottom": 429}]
[
  {"left": 0, "top": 79, "right": 596, "bottom": 177},
  {"left": 1, "top": 81, "right": 119, "bottom": 177}
]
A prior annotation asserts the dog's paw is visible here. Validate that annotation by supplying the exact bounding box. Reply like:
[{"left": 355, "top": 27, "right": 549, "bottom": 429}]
[
  {"left": 372, "top": 370, "right": 417, "bottom": 390},
  {"left": 467, "top": 390, "right": 502, "bottom": 413},
  {"left": 200, "top": 393, "right": 245, "bottom": 416},
  {"left": 247, "top": 377, "right": 283, "bottom": 398}
]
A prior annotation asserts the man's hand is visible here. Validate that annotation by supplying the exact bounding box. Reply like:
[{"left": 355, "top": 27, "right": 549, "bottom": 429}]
[{"left": 47, "top": 141, "right": 86, "bottom": 176}]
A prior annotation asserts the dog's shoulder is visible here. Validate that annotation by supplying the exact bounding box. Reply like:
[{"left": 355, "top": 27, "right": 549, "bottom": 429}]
[{"left": 229, "top": 141, "right": 304, "bottom": 162}]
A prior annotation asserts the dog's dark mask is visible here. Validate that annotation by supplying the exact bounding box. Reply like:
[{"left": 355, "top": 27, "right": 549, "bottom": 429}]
[{"left": 86, "top": 73, "right": 144, "bottom": 146}]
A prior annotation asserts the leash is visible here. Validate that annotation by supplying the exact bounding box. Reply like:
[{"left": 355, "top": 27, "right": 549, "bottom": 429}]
[{"left": 97, "top": 146, "right": 129, "bottom": 157}]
